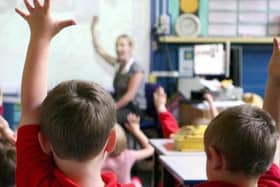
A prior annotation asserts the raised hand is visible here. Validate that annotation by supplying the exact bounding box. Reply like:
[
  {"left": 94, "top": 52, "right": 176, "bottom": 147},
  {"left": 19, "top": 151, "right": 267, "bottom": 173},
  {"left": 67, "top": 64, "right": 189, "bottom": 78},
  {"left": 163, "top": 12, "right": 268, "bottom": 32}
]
[
  {"left": 0, "top": 116, "right": 16, "bottom": 145},
  {"left": 91, "top": 16, "right": 99, "bottom": 31},
  {"left": 125, "top": 113, "right": 140, "bottom": 134},
  {"left": 268, "top": 38, "right": 280, "bottom": 83},
  {"left": 15, "top": 0, "right": 75, "bottom": 40},
  {"left": 153, "top": 87, "right": 167, "bottom": 112}
]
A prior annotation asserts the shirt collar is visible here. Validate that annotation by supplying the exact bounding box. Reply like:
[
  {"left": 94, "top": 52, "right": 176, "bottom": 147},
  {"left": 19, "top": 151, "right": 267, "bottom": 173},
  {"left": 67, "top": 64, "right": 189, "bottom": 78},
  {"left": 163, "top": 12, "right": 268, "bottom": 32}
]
[{"left": 120, "top": 58, "right": 134, "bottom": 74}]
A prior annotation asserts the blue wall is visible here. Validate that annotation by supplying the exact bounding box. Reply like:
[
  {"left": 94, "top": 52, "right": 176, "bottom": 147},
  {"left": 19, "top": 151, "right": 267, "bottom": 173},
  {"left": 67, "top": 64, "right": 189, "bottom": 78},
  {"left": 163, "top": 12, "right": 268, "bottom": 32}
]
[
  {"left": 242, "top": 45, "right": 272, "bottom": 97},
  {"left": 151, "top": 43, "right": 273, "bottom": 97}
]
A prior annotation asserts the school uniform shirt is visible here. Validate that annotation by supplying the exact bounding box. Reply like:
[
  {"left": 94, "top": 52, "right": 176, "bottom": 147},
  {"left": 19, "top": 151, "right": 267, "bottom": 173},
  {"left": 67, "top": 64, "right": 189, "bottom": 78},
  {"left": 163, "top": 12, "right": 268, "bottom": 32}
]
[
  {"left": 193, "top": 161, "right": 280, "bottom": 187},
  {"left": 16, "top": 125, "right": 134, "bottom": 187},
  {"left": 158, "top": 111, "right": 180, "bottom": 138},
  {"left": 0, "top": 105, "right": 3, "bottom": 115},
  {"left": 159, "top": 111, "right": 280, "bottom": 187},
  {"left": 194, "top": 164, "right": 280, "bottom": 187}
]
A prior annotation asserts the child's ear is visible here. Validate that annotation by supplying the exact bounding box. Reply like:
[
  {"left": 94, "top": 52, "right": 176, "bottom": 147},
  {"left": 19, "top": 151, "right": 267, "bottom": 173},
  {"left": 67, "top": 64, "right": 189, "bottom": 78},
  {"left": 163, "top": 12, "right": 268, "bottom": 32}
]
[
  {"left": 38, "top": 132, "right": 52, "bottom": 155},
  {"left": 105, "top": 129, "right": 116, "bottom": 153},
  {"left": 206, "top": 146, "right": 224, "bottom": 170}
]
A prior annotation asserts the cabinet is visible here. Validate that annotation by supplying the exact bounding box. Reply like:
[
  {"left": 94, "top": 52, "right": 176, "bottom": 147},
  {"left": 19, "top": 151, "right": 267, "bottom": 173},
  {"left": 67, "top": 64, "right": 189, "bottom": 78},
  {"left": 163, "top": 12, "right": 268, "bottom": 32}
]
[{"left": 150, "top": 36, "right": 273, "bottom": 97}]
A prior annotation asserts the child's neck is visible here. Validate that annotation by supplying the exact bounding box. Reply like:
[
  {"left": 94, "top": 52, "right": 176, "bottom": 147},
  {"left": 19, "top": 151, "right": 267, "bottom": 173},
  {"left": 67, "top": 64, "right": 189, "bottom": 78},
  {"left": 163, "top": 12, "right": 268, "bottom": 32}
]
[{"left": 54, "top": 153, "right": 105, "bottom": 187}]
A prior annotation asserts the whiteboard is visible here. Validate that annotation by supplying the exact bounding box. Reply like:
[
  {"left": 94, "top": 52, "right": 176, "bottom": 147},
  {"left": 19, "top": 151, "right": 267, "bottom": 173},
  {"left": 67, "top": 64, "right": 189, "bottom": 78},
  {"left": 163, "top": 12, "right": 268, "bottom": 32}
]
[{"left": 0, "top": 0, "right": 150, "bottom": 93}]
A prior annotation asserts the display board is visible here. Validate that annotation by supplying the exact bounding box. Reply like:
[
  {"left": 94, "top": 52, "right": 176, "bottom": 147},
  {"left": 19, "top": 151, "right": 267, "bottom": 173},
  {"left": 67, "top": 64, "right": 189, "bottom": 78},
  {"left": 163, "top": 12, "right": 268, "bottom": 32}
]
[{"left": 0, "top": 0, "right": 150, "bottom": 93}]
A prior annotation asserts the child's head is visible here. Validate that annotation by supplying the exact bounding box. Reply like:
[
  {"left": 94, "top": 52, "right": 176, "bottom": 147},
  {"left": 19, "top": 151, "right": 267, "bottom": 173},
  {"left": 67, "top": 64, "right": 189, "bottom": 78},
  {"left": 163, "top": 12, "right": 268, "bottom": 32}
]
[
  {"left": 204, "top": 105, "right": 278, "bottom": 180},
  {"left": 111, "top": 124, "right": 127, "bottom": 156},
  {"left": 40, "top": 80, "right": 116, "bottom": 161},
  {"left": 0, "top": 137, "right": 16, "bottom": 187}
]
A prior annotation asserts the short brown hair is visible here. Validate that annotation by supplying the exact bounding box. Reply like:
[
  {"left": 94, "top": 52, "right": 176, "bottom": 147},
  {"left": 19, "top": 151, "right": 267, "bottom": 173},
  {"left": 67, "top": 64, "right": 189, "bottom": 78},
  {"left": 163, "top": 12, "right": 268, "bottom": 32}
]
[
  {"left": 116, "top": 34, "right": 134, "bottom": 48},
  {"left": 111, "top": 124, "right": 127, "bottom": 156},
  {"left": 204, "top": 105, "right": 278, "bottom": 177},
  {"left": 0, "top": 137, "right": 16, "bottom": 187},
  {"left": 40, "top": 80, "right": 116, "bottom": 161}
]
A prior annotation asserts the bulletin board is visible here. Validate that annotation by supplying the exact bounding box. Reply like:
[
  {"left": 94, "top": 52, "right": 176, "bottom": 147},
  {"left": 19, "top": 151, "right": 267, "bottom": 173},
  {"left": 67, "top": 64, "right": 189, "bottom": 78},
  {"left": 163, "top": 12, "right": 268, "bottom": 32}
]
[
  {"left": 201, "top": 0, "right": 280, "bottom": 37},
  {"left": 161, "top": 0, "right": 280, "bottom": 37},
  {"left": 0, "top": 0, "right": 150, "bottom": 93}
]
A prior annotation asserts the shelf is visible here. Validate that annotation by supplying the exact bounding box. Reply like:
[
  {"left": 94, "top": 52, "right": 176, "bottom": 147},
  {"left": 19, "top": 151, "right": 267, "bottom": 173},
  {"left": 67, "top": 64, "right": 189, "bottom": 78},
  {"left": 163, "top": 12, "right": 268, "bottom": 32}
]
[
  {"left": 159, "top": 36, "right": 274, "bottom": 44},
  {"left": 150, "top": 71, "right": 179, "bottom": 77}
]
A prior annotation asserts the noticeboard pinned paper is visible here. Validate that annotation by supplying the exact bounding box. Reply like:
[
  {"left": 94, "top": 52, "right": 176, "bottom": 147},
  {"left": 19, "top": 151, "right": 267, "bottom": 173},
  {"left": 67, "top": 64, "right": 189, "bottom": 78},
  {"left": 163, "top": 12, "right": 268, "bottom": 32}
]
[
  {"left": 194, "top": 44, "right": 225, "bottom": 76},
  {"left": 74, "top": 0, "right": 101, "bottom": 23}
]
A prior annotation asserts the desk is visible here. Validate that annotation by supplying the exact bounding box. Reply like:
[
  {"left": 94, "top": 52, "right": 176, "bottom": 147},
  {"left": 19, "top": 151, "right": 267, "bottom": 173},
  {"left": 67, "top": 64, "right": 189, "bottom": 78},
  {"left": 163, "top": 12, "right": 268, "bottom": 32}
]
[
  {"left": 150, "top": 139, "right": 205, "bottom": 187},
  {"left": 150, "top": 138, "right": 205, "bottom": 156},
  {"left": 160, "top": 155, "right": 207, "bottom": 187}
]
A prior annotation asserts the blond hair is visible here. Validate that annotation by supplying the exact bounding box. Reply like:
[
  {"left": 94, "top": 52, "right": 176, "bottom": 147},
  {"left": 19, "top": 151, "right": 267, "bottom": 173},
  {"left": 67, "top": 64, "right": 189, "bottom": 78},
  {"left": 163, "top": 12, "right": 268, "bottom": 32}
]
[
  {"left": 116, "top": 34, "right": 134, "bottom": 48},
  {"left": 111, "top": 124, "right": 127, "bottom": 156}
]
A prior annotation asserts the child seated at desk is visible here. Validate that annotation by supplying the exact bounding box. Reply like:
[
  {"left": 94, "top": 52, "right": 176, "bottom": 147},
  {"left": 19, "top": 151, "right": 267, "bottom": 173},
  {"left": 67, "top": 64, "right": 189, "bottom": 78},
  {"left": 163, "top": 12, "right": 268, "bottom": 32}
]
[
  {"left": 193, "top": 39, "right": 280, "bottom": 187},
  {"left": 153, "top": 88, "right": 218, "bottom": 138},
  {"left": 0, "top": 115, "right": 16, "bottom": 187},
  {"left": 102, "top": 114, "right": 154, "bottom": 187},
  {"left": 154, "top": 38, "right": 280, "bottom": 187}
]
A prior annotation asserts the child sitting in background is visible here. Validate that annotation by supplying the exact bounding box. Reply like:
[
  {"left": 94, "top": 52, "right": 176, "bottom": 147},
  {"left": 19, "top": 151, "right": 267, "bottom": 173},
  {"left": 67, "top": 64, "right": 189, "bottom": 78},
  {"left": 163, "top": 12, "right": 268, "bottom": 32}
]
[
  {"left": 0, "top": 116, "right": 16, "bottom": 145},
  {"left": 153, "top": 87, "right": 218, "bottom": 138},
  {"left": 0, "top": 115, "right": 16, "bottom": 187},
  {"left": 0, "top": 136, "right": 16, "bottom": 187},
  {"left": 102, "top": 114, "right": 154, "bottom": 187},
  {"left": 199, "top": 39, "right": 280, "bottom": 184}
]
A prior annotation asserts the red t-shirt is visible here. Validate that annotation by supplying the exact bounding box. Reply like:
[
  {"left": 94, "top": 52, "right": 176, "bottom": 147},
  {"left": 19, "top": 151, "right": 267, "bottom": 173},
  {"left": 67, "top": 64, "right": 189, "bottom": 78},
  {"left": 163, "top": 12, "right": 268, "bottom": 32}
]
[
  {"left": 16, "top": 125, "right": 134, "bottom": 187},
  {"left": 158, "top": 111, "right": 180, "bottom": 138},
  {"left": 159, "top": 112, "right": 280, "bottom": 187},
  {"left": 193, "top": 165, "right": 280, "bottom": 187},
  {"left": 0, "top": 105, "right": 3, "bottom": 115}
]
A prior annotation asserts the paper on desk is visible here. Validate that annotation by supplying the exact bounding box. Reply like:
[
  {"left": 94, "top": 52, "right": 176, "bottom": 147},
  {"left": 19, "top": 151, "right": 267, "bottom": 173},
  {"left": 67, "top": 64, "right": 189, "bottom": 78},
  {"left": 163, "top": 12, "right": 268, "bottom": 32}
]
[
  {"left": 200, "top": 79, "right": 221, "bottom": 92},
  {"left": 209, "top": 0, "right": 238, "bottom": 11}
]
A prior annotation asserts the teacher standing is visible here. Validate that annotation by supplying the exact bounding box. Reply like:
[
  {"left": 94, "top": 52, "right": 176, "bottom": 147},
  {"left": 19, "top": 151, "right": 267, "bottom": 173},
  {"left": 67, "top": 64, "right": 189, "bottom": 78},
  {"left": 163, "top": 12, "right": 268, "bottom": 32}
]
[{"left": 91, "top": 16, "right": 147, "bottom": 125}]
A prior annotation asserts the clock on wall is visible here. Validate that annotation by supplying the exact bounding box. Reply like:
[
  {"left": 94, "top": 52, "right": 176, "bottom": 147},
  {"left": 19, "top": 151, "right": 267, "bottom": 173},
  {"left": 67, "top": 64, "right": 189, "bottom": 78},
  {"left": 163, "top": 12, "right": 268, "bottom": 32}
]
[{"left": 175, "top": 14, "right": 201, "bottom": 37}]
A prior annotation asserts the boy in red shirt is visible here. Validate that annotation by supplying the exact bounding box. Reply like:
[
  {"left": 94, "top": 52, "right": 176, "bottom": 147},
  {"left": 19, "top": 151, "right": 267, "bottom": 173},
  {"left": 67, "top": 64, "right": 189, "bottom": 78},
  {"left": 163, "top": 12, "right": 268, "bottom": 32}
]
[
  {"left": 15, "top": 0, "right": 133, "bottom": 186},
  {"left": 154, "top": 39, "right": 280, "bottom": 187},
  {"left": 197, "top": 39, "right": 280, "bottom": 186}
]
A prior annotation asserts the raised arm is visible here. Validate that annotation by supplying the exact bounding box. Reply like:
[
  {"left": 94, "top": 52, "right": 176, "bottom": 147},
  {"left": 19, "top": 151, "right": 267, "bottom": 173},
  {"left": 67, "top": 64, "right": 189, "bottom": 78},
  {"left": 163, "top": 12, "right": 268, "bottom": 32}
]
[
  {"left": 263, "top": 38, "right": 280, "bottom": 166},
  {"left": 91, "top": 16, "right": 117, "bottom": 65},
  {"left": 125, "top": 114, "right": 154, "bottom": 161},
  {"left": 16, "top": 0, "right": 75, "bottom": 126},
  {"left": 153, "top": 87, "right": 179, "bottom": 138},
  {"left": 204, "top": 93, "right": 219, "bottom": 119},
  {"left": 116, "top": 72, "right": 143, "bottom": 109}
]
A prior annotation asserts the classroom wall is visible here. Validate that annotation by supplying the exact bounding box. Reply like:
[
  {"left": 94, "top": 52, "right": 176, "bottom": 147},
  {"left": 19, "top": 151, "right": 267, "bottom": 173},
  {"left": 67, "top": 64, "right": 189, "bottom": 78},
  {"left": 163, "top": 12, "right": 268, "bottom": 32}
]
[{"left": 0, "top": 0, "right": 150, "bottom": 93}]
